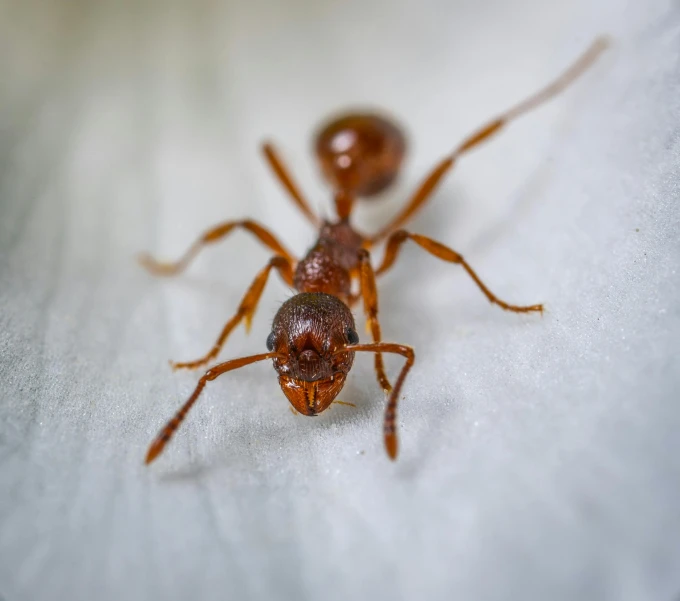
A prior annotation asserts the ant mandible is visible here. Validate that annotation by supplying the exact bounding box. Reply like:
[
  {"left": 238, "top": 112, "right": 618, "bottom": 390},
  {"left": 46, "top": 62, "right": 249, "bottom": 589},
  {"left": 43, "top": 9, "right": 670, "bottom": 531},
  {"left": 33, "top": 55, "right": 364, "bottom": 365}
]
[{"left": 140, "top": 38, "right": 607, "bottom": 465}]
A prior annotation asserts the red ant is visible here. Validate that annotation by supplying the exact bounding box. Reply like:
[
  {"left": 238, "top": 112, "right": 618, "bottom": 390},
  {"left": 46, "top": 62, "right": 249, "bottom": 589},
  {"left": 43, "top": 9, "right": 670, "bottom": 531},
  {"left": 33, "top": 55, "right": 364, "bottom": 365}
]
[{"left": 140, "top": 39, "right": 606, "bottom": 465}]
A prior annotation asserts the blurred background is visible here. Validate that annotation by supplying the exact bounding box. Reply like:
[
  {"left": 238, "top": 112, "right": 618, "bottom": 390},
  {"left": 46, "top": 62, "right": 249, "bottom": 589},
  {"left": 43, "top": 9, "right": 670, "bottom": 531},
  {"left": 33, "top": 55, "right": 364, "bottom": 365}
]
[{"left": 1, "top": 1, "right": 679, "bottom": 600}]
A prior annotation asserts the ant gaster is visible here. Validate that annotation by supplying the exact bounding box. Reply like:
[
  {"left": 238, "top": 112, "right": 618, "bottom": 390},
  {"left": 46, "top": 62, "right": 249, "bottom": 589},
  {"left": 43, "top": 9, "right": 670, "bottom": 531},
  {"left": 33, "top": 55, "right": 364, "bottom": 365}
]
[{"left": 140, "top": 39, "right": 606, "bottom": 464}]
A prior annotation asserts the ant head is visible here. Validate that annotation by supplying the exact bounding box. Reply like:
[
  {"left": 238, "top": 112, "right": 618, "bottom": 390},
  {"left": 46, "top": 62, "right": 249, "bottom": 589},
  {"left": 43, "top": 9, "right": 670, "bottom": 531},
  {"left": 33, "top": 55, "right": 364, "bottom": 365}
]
[
  {"left": 314, "top": 111, "right": 406, "bottom": 198},
  {"left": 267, "top": 293, "right": 359, "bottom": 416}
]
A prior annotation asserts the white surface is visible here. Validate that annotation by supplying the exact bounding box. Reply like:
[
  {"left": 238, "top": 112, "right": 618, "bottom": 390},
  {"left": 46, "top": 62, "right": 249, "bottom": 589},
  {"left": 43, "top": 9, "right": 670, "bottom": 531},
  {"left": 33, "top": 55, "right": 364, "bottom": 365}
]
[{"left": 1, "top": 1, "right": 679, "bottom": 600}]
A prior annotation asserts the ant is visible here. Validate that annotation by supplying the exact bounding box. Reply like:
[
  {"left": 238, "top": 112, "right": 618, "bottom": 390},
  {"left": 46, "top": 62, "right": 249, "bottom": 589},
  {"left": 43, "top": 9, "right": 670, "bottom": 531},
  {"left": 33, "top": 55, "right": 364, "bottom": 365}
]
[{"left": 140, "top": 38, "right": 607, "bottom": 465}]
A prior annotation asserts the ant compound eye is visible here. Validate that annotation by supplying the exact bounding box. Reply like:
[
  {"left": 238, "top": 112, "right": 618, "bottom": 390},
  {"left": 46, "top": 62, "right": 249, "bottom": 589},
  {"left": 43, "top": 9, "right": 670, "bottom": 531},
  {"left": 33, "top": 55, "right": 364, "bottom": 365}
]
[
  {"left": 266, "top": 332, "right": 276, "bottom": 351},
  {"left": 346, "top": 328, "right": 359, "bottom": 345}
]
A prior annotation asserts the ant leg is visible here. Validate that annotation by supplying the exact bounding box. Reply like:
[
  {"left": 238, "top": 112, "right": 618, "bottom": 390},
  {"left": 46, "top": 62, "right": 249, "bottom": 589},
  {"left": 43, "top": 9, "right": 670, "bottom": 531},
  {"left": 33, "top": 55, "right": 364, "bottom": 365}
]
[
  {"left": 337, "top": 342, "right": 415, "bottom": 459},
  {"left": 357, "top": 249, "right": 392, "bottom": 393},
  {"left": 370, "top": 38, "right": 607, "bottom": 243},
  {"left": 171, "top": 256, "right": 295, "bottom": 370},
  {"left": 145, "top": 351, "right": 280, "bottom": 464},
  {"left": 377, "top": 231, "right": 543, "bottom": 314},
  {"left": 262, "top": 142, "right": 321, "bottom": 227},
  {"left": 139, "top": 219, "right": 294, "bottom": 276}
]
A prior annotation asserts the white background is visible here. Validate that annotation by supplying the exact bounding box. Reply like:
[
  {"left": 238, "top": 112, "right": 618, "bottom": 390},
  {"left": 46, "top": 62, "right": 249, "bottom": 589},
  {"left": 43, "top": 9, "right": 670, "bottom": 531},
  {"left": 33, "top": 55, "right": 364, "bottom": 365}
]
[{"left": 1, "top": 0, "right": 679, "bottom": 600}]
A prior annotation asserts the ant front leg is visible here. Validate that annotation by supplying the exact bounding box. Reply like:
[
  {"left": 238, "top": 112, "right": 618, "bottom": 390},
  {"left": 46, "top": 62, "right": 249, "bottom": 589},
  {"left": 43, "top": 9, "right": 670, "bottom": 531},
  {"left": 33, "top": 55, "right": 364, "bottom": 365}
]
[
  {"left": 377, "top": 231, "right": 543, "bottom": 314},
  {"left": 138, "top": 219, "right": 294, "bottom": 276},
  {"left": 357, "top": 249, "right": 392, "bottom": 393},
  {"left": 171, "top": 255, "right": 295, "bottom": 371}
]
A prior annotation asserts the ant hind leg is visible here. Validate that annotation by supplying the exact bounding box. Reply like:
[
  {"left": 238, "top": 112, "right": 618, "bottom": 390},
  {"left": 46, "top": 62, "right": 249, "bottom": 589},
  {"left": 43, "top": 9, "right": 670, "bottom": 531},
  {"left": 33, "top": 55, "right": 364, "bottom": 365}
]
[
  {"left": 369, "top": 38, "right": 607, "bottom": 243},
  {"left": 262, "top": 142, "right": 321, "bottom": 227}
]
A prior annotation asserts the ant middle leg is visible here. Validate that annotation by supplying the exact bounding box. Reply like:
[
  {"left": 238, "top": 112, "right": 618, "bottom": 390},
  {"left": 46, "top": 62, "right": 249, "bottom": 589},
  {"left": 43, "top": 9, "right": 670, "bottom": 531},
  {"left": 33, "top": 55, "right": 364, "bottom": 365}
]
[
  {"left": 369, "top": 38, "right": 607, "bottom": 243},
  {"left": 171, "top": 255, "right": 295, "bottom": 371},
  {"left": 376, "top": 231, "right": 543, "bottom": 314},
  {"left": 139, "top": 219, "right": 294, "bottom": 276}
]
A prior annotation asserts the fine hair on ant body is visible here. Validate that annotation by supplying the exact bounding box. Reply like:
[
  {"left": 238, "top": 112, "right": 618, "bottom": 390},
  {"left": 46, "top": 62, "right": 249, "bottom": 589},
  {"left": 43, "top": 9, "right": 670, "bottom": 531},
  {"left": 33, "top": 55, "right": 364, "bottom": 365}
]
[{"left": 140, "top": 39, "right": 607, "bottom": 465}]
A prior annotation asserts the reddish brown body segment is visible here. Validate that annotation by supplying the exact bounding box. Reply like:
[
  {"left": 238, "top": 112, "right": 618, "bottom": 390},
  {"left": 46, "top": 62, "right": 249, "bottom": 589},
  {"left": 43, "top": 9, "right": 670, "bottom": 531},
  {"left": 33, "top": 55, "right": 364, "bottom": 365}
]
[
  {"left": 269, "top": 293, "right": 357, "bottom": 415},
  {"left": 292, "top": 221, "right": 364, "bottom": 300},
  {"left": 315, "top": 112, "right": 407, "bottom": 198},
  {"left": 140, "top": 39, "right": 607, "bottom": 465}
]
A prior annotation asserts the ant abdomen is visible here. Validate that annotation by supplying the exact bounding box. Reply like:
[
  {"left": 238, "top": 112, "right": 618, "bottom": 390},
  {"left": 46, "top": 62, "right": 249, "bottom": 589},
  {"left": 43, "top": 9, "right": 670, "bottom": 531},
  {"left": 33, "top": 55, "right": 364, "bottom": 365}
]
[{"left": 314, "top": 112, "right": 406, "bottom": 198}]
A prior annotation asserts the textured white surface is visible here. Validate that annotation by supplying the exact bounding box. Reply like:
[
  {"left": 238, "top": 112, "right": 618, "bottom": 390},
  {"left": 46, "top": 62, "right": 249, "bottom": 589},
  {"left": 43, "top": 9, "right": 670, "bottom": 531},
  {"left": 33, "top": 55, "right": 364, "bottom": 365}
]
[{"left": 1, "top": 1, "right": 679, "bottom": 600}]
